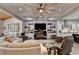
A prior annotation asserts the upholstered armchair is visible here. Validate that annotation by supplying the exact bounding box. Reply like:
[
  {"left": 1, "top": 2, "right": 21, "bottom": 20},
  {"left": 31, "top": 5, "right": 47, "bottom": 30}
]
[{"left": 56, "top": 36, "right": 74, "bottom": 55}]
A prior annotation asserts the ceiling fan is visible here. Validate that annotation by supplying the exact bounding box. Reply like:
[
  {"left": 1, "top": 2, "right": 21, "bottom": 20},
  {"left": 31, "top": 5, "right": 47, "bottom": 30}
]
[
  {"left": 24, "top": 3, "right": 58, "bottom": 17},
  {"left": 36, "top": 3, "right": 59, "bottom": 16},
  {"left": 35, "top": 3, "right": 47, "bottom": 17},
  {"left": 37, "top": 3, "right": 47, "bottom": 13}
]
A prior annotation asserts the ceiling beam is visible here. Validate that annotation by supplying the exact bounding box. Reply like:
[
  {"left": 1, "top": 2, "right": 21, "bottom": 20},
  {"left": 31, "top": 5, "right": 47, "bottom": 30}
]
[{"left": 0, "top": 5, "right": 26, "bottom": 22}]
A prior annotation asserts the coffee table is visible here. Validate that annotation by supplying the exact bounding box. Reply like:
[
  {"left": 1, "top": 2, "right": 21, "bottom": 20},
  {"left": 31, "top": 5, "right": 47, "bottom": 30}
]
[{"left": 43, "top": 42, "right": 57, "bottom": 55}]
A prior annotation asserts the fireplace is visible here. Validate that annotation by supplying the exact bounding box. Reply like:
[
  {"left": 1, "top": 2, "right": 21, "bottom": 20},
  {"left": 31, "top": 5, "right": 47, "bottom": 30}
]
[{"left": 34, "top": 23, "right": 47, "bottom": 39}]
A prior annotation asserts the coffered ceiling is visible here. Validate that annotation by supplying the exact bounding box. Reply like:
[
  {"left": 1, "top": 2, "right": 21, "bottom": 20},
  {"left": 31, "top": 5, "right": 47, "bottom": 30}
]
[{"left": 0, "top": 3, "right": 79, "bottom": 21}]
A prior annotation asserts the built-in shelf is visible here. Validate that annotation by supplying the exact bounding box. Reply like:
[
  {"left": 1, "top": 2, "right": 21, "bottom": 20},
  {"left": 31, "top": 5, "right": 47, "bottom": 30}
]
[{"left": 47, "top": 20, "right": 57, "bottom": 39}]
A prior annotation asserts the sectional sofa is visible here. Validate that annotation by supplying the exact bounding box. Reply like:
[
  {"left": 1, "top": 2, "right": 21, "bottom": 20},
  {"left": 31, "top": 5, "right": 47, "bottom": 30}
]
[{"left": 0, "top": 42, "right": 41, "bottom": 55}]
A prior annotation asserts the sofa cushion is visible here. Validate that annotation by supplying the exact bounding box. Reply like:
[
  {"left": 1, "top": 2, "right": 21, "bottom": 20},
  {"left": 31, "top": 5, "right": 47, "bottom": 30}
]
[
  {"left": 0, "top": 42, "right": 10, "bottom": 47},
  {"left": 13, "top": 38, "right": 22, "bottom": 43},
  {"left": 8, "top": 43, "right": 40, "bottom": 48}
]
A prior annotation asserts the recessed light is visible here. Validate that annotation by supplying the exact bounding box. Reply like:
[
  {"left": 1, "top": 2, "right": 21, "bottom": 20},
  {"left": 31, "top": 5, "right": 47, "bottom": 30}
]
[
  {"left": 49, "top": 18, "right": 54, "bottom": 20},
  {"left": 26, "top": 17, "right": 33, "bottom": 20},
  {"left": 74, "top": 16, "right": 78, "bottom": 18},
  {"left": 58, "top": 9, "right": 62, "bottom": 11},
  {"left": 39, "top": 9, "right": 43, "bottom": 13},
  {"left": 19, "top": 8, "right": 23, "bottom": 11}
]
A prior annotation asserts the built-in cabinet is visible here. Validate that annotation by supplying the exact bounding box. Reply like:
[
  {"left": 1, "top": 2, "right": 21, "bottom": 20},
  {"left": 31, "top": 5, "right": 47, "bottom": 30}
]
[
  {"left": 25, "top": 20, "right": 57, "bottom": 39},
  {"left": 25, "top": 20, "right": 79, "bottom": 39},
  {"left": 47, "top": 20, "right": 57, "bottom": 39},
  {"left": 25, "top": 20, "right": 34, "bottom": 39}
]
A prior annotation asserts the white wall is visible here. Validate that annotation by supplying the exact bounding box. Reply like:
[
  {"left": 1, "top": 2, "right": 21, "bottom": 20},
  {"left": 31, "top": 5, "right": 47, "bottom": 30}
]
[
  {"left": 57, "top": 20, "right": 64, "bottom": 36},
  {"left": 0, "top": 20, "right": 4, "bottom": 35},
  {"left": 22, "top": 21, "right": 26, "bottom": 32},
  {"left": 66, "top": 20, "right": 79, "bottom": 32}
]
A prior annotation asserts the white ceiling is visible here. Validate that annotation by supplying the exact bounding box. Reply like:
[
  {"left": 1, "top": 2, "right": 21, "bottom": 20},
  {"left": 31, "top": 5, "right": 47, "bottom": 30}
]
[{"left": 0, "top": 3, "right": 79, "bottom": 21}]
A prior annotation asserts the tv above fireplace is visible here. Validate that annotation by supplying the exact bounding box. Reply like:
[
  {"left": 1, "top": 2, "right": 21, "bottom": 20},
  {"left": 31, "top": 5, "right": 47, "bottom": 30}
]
[
  {"left": 34, "top": 23, "right": 47, "bottom": 39},
  {"left": 35, "top": 23, "right": 46, "bottom": 30}
]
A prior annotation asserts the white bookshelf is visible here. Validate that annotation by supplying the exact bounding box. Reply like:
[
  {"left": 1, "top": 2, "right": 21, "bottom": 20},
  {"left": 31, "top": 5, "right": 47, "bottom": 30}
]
[
  {"left": 25, "top": 21, "right": 34, "bottom": 39},
  {"left": 25, "top": 20, "right": 57, "bottom": 40},
  {"left": 47, "top": 20, "right": 57, "bottom": 39}
]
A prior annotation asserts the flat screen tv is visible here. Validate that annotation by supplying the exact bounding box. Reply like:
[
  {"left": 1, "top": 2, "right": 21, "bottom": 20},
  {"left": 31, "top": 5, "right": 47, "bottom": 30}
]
[{"left": 35, "top": 23, "right": 46, "bottom": 30}]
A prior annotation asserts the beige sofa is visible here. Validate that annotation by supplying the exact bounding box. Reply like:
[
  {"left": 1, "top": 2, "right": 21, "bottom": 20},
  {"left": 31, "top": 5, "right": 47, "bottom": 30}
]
[{"left": 0, "top": 42, "right": 41, "bottom": 55}]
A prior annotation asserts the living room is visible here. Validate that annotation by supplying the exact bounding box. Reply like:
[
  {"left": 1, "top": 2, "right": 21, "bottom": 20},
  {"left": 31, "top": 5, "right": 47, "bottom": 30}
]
[{"left": 0, "top": 3, "right": 79, "bottom": 55}]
